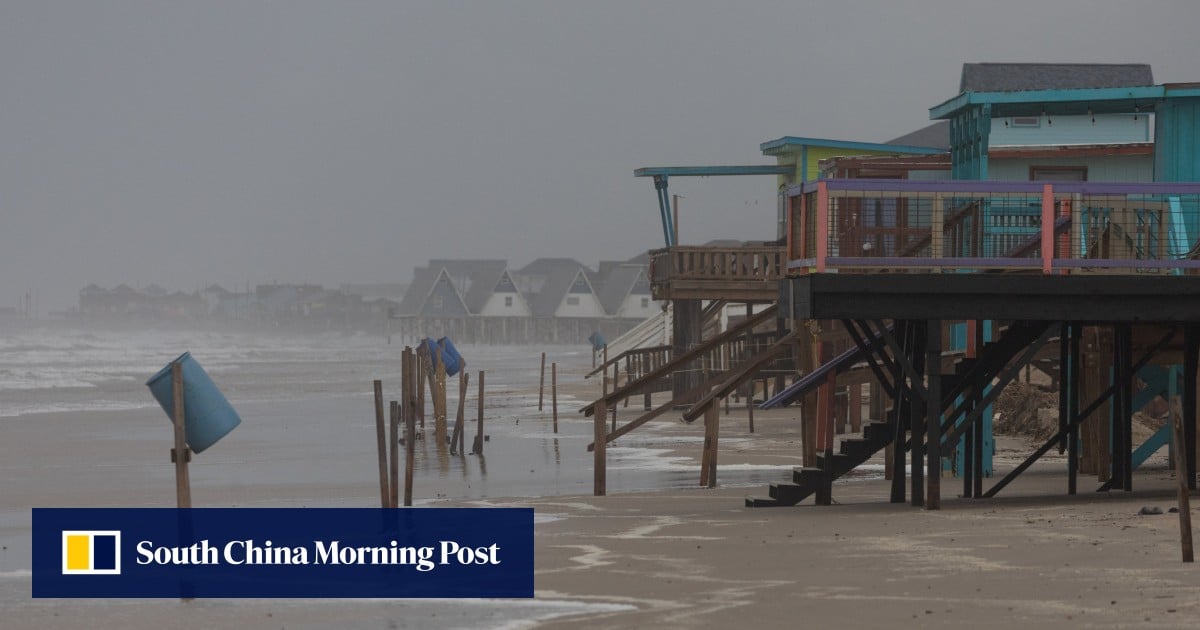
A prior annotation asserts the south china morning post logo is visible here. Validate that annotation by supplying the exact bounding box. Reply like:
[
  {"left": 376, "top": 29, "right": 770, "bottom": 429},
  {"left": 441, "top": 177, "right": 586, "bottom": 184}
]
[
  {"left": 61, "top": 530, "right": 121, "bottom": 575},
  {"left": 34, "top": 507, "right": 534, "bottom": 598}
]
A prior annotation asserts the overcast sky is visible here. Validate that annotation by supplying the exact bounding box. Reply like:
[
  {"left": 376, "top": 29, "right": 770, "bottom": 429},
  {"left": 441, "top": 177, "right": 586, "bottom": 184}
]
[{"left": 3, "top": 0, "right": 1199, "bottom": 312}]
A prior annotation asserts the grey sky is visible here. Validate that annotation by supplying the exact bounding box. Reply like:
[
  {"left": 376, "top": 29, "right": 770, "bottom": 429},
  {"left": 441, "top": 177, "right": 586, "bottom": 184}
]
[{"left": 3, "top": 1, "right": 1199, "bottom": 312}]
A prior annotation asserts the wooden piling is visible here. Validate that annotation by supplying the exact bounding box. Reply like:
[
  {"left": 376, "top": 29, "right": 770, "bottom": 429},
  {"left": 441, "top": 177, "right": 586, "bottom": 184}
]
[
  {"left": 435, "top": 359, "right": 448, "bottom": 448},
  {"left": 472, "top": 370, "right": 485, "bottom": 455},
  {"left": 451, "top": 371, "right": 468, "bottom": 455},
  {"left": 747, "top": 380, "right": 755, "bottom": 433},
  {"left": 402, "top": 349, "right": 417, "bottom": 506},
  {"left": 552, "top": 362, "right": 559, "bottom": 434},
  {"left": 700, "top": 403, "right": 719, "bottom": 488},
  {"left": 611, "top": 360, "right": 619, "bottom": 431},
  {"left": 1172, "top": 387, "right": 1194, "bottom": 562},
  {"left": 170, "top": 362, "right": 192, "bottom": 510},
  {"left": 416, "top": 354, "right": 426, "bottom": 428},
  {"left": 594, "top": 398, "right": 607, "bottom": 496},
  {"left": 373, "top": 380, "right": 389, "bottom": 508},
  {"left": 538, "top": 352, "right": 546, "bottom": 411},
  {"left": 389, "top": 400, "right": 400, "bottom": 509}
]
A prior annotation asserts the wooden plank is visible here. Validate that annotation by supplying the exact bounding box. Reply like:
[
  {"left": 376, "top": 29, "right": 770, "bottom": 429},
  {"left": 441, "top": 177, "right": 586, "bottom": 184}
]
[{"left": 581, "top": 303, "right": 778, "bottom": 416}]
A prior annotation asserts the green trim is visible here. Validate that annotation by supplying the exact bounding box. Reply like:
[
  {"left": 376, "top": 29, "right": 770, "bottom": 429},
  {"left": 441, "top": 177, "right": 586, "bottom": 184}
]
[{"left": 759, "top": 136, "right": 943, "bottom": 156}]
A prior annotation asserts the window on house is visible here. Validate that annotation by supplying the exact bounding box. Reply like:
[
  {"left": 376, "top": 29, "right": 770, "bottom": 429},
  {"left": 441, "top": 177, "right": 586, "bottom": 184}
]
[
  {"left": 641, "top": 298, "right": 650, "bottom": 308},
  {"left": 566, "top": 296, "right": 580, "bottom": 306},
  {"left": 505, "top": 296, "right": 513, "bottom": 307},
  {"left": 1030, "top": 166, "right": 1087, "bottom": 181},
  {"left": 1011, "top": 117, "right": 1040, "bottom": 128},
  {"left": 431, "top": 296, "right": 443, "bottom": 309}
]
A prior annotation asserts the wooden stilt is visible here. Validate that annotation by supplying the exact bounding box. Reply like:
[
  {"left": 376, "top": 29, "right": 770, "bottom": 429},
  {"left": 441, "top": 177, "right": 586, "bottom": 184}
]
[
  {"left": 435, "top": 359, "right": 448, "bottom": 449},
  {"left": 472, "top": 370, "right": 485, "bottom": 455},
  {"left": 451, "top": 371, "right": 468, "bottom": 455},
  {"left": 404, "top": 395, "right": 415, "bottom": 508},
  {"left": 416, "top": 354, "right": 425, "bottom": 428},
  {"left": 538, "top": 352, "right": 546, "bottom": 411},
  {"left": 552, "top": 362, "right": 558, "bottom": 434},
  {"left": 389, "top": 400, "right": 399, "bottom": 509},
  {"left": 373, "top": 380, "right": 389, "bottom": 508},
  {"left": 926, "top": 319, "right": 941, "bottom": 510},
  {"left": 747, "top": 380, "right": 755, "bottom": 433},
  {"left": 170, "top": 362, "right": 191, "bottom": 510},
  {"left": 702, "top": 403, "right": 719, "bottom": 488},
  {"left": 1172, "top": 377, "right": 1195, "bottom": 562},
  {"left": 594, "top": 398, "right": 607, "bottom": 496},
  {"left": 611, "top": 361, "right": 619, "bottom": 431}
]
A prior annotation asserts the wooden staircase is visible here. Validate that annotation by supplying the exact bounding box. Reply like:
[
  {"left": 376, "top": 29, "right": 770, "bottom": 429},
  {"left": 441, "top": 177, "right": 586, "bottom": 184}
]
[{"left": 746, "top": 319, "right": 1054, "bottom": 507}]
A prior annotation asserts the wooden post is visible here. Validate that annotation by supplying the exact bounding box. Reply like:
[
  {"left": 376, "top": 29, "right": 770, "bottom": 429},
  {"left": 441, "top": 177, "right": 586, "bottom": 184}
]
[
  {"left": 552, "top": 362, "right": 559, "bottom": 434},
  {"left": 389, "top": 400, "right": 400, "bottom": 509},
  {"left": 416, "top": 354, "right": 425, "bottom": 428},
  {"left": 435, "top": 359, "right": 448, "bottom": 448},
  {"left": 926, "top": 319, "right": 942, "bottom": 510},
  {"left": 747, "top": 381, "right": 755, "bottom": 433},
  {"left": 538, "top": 352, "right": 546, "bottom": 411},
  {"left": 611, "top": 360, "right": 619, "bottom": 431},
  {"left": 402, "top": 348, "right": 418, "bottom": 506},
  {"left": 594, "top": 398, "right": 607, "bottom": 496},
  {"left": 700, "top": 403, "right": 720, "bottom": 488},
  {"left": 170, "top": 362, "right": 191, "bottom": 509},
  {"left": 451, "top": 371, "right": 468, "bottom": 455},
  {"left": 472, "top": 370, "right": 485, "bottom": 455},
  {"left": 373, "top": 380, "right": 389, "bottom": 508},
  {"left": 1171, "top": 398, "right": 1194, "bottom": 562}
]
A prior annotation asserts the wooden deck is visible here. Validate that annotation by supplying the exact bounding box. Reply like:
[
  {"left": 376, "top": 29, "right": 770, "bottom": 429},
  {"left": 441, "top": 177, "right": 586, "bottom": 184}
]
[{"left": 649, "top": 245, "right": 784, "bottom": 301}]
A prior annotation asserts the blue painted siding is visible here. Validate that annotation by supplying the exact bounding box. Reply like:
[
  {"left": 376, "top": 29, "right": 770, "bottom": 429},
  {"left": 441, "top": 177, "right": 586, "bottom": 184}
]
[
  {"left": 987, "top": 155, "right": 1153, "bottom": 182},
  {"left": 989, "top": 113, "right": 1150, "bottom": 146},
  {"left": 1154, "top": 97, "right": 1200, "bottom": 182}
]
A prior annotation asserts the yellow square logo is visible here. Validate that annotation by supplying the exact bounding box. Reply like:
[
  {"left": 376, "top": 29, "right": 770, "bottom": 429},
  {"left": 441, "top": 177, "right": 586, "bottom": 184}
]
[{"left": 61, "top": 531, "right": 121, "bottom": 575}]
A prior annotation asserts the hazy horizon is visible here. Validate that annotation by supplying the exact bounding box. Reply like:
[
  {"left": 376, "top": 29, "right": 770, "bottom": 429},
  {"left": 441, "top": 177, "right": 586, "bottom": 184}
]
[{"left": 4, "top": 0, "right": 1200, "bottom": 313}]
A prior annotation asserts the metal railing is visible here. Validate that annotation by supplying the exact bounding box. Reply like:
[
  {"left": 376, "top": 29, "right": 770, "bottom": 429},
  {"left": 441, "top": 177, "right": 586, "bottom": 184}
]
[{"left": 786, "top": 179, "right": 1200, "bottom": 275}]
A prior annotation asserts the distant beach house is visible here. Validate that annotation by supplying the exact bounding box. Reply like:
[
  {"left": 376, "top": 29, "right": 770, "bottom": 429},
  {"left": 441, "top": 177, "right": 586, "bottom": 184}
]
[{"left": 394, "top": 255, "right": 660, "bottom": 344}]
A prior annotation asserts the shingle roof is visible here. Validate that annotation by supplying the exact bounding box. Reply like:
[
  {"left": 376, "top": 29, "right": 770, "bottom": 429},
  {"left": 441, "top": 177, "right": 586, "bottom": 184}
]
[
  {"left": 596, "top": 266, "right": 646, "bottom": 315},
  {"left": 959, "top": 63, "right": 1153, "bottom": 93},
  {"left": 396, "top": 267, "right": 437, "bottom": 316},
  {"left": 516, "top": 257, "right": 588, "bottom": 276},
  {"left": 530, "top": 268, "right": 590, "bottom": 317},
  {"left": 429, "top": 259, "right": 508, "bottom": 313},
  {"left": 885, "top": 121, "right": 950, "bottom": 151}
]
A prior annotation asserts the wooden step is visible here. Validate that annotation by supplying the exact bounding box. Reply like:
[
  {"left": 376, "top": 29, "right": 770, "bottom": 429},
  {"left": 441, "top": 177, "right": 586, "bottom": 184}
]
[
  {"left": 768, "top": 482, "right": 813, "bottom": 505},
  {"left": 745, "top": 495, "right": 785, "bottom": 508},
  {"left": 791, "top": 466, "right": 824, "bottom": 485}
]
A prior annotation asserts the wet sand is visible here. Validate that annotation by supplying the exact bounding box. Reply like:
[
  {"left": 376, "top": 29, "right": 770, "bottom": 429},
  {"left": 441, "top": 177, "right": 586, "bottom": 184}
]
[{"left": 4, "top": 400, "right": 1198, "bottom": 628}]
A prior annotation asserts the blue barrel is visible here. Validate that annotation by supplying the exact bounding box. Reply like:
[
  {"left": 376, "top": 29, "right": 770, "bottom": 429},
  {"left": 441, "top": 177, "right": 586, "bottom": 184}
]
[
  {"left": 588, "top": 331, "right": 607, "bottom": 351},
  {"left": 145, "top": 352, "right": 241, "bottom": 453},
  {"left": 436, "top": 337, "right": 463, "bottom": 376}
]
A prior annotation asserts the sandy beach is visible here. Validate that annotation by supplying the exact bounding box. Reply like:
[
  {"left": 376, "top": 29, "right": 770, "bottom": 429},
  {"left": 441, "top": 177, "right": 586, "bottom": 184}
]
[{"left": 2, "top": 328, "right": 1198, "bottom": 629}]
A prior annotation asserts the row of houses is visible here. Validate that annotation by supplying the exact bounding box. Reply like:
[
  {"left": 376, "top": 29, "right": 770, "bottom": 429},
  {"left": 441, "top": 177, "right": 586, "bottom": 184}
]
[
  {"left": 394, "top": 256, "right": 662, "bottom": 344},
  {"left": 77, "top": 282, "right": 406, "bottom": 331}
]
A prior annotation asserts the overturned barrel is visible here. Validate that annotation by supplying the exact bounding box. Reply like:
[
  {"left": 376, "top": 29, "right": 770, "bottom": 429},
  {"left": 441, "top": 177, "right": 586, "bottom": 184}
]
[
  {"left": 436, "top": 337, "right": 463, "bottom": 376},
  {"left": 145, "top": 352, "right": 241, "bottom": 453}
]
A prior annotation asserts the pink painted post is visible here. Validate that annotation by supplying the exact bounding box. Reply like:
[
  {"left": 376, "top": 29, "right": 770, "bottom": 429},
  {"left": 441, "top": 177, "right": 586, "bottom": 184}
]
[
  {"left": 1041, "top": 183, "right": 1054, "bottom": 274},
  {"left": 816, "top": 181, "right": 829, "bottom": 273}
]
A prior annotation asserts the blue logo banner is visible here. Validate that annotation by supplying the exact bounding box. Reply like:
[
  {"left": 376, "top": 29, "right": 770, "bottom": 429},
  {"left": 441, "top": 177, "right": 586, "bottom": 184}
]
[{"left": 34, "top": 508, "right": 534, "bottom": 598}]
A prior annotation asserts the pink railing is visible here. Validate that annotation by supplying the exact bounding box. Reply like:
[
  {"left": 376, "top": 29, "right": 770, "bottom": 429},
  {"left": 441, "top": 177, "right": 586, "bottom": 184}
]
[{"left": 787, "top": 179, "right": 1200, "bottom": 275}]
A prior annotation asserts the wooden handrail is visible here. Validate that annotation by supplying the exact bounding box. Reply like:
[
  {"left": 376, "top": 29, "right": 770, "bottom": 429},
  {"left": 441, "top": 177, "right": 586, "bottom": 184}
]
[
  {"left": 680, "top": 331, "right": 797, "bottom": 422},
  {"left": 585, "top": 344, "right": 670, "bottom": 378},
  {"left": 580, "top": 303, "right": 778, "bottom": 417}
]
